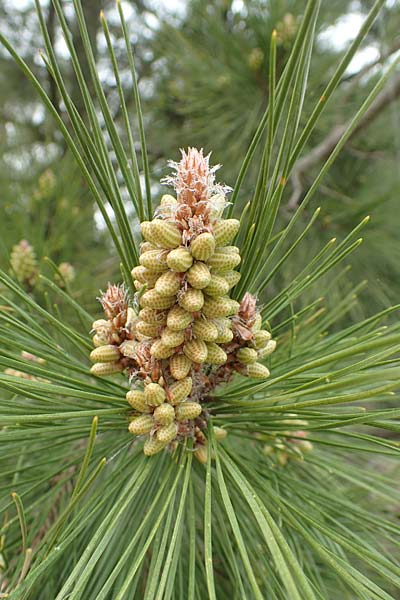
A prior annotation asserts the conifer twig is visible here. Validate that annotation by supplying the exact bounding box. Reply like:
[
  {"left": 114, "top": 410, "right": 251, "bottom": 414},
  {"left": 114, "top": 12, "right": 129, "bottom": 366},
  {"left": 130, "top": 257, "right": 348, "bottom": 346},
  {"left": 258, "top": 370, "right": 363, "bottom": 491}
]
[{"left": 287, "top": 71, "right": 400, "bottom": 209}]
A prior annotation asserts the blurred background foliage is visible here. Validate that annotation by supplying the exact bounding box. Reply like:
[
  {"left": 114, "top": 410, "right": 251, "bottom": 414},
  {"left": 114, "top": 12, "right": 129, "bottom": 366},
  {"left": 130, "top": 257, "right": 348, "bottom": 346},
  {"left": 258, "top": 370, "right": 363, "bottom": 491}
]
[{"left": 0, "top": 0, "right": 399, "bottom": 317}]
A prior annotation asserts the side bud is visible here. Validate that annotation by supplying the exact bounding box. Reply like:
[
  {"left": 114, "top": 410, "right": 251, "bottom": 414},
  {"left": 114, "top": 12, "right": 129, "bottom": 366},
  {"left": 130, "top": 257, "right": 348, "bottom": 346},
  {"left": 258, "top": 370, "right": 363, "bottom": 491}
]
[
  {"left": 160, "top": 194, "right": 177, "bottom": 209},
  {"left": 243, "top": 362, "right": 270, "bottom": 379},
  {"left": 131, "top": 265, "right": 148, "bottom": 284},
  {"left": 190, "top": 232, "right": 216, "bottom": 261},
  {"left": 170, "top": 353, "right": 192, "bottom": 380},
  {"left": 207, "top": 248, "right": 241, "bottom": 271},
  {"left": 139, "top": 250, "right": 169, "bottom": 272},
  {"left": 155, "top": 271, "right": 181, "bottom": 296},
  {"left": 153, "top": 403, "right": 175, "bottom": 425},
  {"left": 144, "top": 436, "right": 168, "bottom": 456},
  {"left": 167, "top": 305, "right": 193, "bottom": 330},
  {"left": 151, "top": 220, "right": 182, "bottom": 249},
  {"left": 140, "top": 221, "right": 159, "bottom": 246},
  {"left": 150, "top": 339, "right": 175, "bottom": 359},
  {"left": 222, "top": 270, "right": 241, "bottom": 289},
  {"left": 92, "top": 333, "right": 108, "bottom": 347},
  {"left": 252, "top": 330, "right": 271, "bottom": 348},
  {"left": 186, "top": 262, "right": 212, "bottom": 289},
  {"left": 144, "top": 382, "right": 166, "bottom": 406},
  {"left": 126, "top": 390, "right": 150, "bottom": 412},
  {"left": 139, "top": 308, "right": 167, "bottom": 325},
  {"left": 167, "top": 248, "right": 193, "bottom": 272},
  {"left": 129, "top": 414, "right": 154, "bottom": 435},
  {"left": 183, "top": 339, "right": 208, "bottom": 363},
  {"left": 140, "top": 289, "right": 176, "bottom": 310},
  {"left": 252, "top": 314, "right": 262, "bottom": 331},
  {"left": 194, "top": 445, "right": 208, "bottom": 464},
  {"left": 161, "top": 328, "right": 185, "bottom": 348},
  {"left": 156, "top": 422, "right": 178, "bottom": 443},
  {"left": 258, "top": 339, "right": 277, "bottom": 358},
  {"left": 202, "top": 296, "right": 239, "bottom": 318},
  {"left": 92, "top": 318, "right": 109, "bottom": 332},
  {"left": 119, "top": 340, "right": 139, "bottom": 359},
  {"left": 236, "top": 347, "right": 258, "bottom": 364},
  {"left": 178, "top": 288, "right": 204, "bottom": 312},
  {"left": 213, "top": 219, "right": 240, "bottom": 246},
  {"left": 192, "top": 318, "right": 219, "bottom": 342},
  {"left": 204, "top": 274, "right": 230, "bottom": 297},
  {"left": 140, "top": 241, "right": 156, "bottom": 253},
  {"left": 206, "top": 342, "right": 228, "bottom": 365},
  {"left": 136, "top": 321, "right": 160, "bottom": 338},
  {"left": 214, "top": 325, "right": 234, "bottom": 344},
  {"left": 175, "top": 402, "right": 202, "bottom": 421},
  {"left": 131, "top": 266, "right": 159, "bottom": 286},
  {"left": 169, "top": 377, "right": 193, "bottom": 404},
  {"left": 90, "top": 362, "right": 123, "bottom": 376},
  {"left": 213, "top": 427, "right": 228, "bottom": 441}
]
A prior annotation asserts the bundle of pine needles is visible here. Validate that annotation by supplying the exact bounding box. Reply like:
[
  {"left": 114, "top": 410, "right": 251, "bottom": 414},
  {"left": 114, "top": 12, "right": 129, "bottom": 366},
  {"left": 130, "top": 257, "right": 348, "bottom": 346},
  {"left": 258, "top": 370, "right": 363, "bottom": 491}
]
[{"left": 0, "top": 1, "right": 399, "bottom": 598}]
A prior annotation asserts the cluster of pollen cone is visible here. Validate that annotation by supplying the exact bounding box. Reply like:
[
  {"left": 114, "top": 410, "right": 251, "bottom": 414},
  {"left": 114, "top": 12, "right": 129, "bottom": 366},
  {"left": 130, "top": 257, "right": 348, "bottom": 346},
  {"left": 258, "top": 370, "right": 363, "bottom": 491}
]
[
  {"left": 89, "top": 148, "right": 276, "bottom": 458},
  {"left": 10, "top": 240, "right": 38, "bottom": 288}
]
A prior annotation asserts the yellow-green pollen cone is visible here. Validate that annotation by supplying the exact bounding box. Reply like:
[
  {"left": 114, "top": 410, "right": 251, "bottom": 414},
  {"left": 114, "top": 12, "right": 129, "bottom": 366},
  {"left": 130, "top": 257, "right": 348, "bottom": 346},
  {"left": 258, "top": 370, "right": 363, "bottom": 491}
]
[{"left": 89, "top": 148, "right": 276, "bottom": 459}]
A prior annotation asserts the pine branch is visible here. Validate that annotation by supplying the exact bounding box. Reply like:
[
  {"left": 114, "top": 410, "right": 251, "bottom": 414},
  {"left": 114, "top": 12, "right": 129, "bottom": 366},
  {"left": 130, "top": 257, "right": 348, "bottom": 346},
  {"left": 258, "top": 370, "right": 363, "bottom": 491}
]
[
  {"left": 341, "top": 39, "right": 400, "bottom": 88},
  {"left": 287, "top": 71, "right": 400, "bottom": 210},
  {"left": 1, "top": 2, "right": 400, "bottom": 598}
]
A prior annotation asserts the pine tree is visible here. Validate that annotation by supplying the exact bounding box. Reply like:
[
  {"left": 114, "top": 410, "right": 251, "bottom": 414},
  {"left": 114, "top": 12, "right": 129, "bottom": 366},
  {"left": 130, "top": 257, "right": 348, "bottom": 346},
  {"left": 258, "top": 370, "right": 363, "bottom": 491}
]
[{"left": 0, "top": 1, "right": 399, "bottom": 598}]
